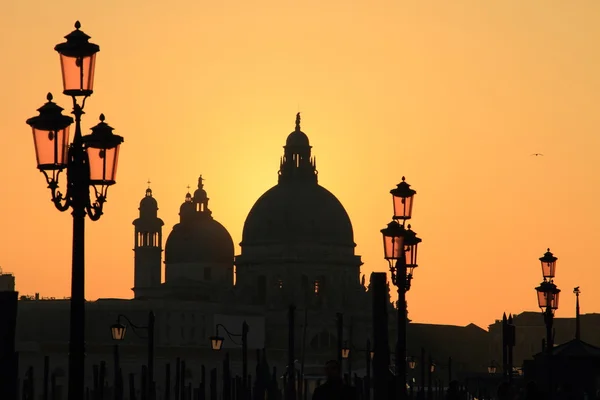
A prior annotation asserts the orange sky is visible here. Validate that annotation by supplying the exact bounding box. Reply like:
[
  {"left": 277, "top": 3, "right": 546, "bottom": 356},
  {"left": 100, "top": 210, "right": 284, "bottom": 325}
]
[{"left": 1, "top": 1, "right": 599, "bottom": 329}]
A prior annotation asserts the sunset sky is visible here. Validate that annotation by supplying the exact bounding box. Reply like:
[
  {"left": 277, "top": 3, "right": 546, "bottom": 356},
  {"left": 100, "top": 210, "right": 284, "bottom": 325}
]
[{"left": 1, "top": 1, "right": 599, "bottom": 329}]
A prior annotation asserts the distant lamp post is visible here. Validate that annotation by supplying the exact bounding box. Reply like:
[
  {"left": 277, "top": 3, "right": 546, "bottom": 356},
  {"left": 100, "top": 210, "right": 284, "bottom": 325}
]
[
  {"left": 341, "top": 342, "right": 350, "bottom": 359},
  {"left": 381, "top": 176, "right": 422, "bottom": 400},
  {"left": 408, "top": 356, "right": 416, "bottom": 370},
  {"left": 535, "top": 248, "right": 560, "bottom": 399},
  {"left": 209, "top": 322, "right": 249, "bottom": 393},
  {"left": 370, "top": 350, "right": 374, "bottom": 360},
  {"left": 110, "top": 312, "right": 155, "bottom": 399},
  {"left": 488, "top": 361, "right": 497, "bottom": 375},
  {"left": 26, "top": 22, "right": 123, "bottom": 400},
  {"left": 535, "top": 249, "right": 561, "bottom": 354},
  {"left": 429, "top": 362, "right": 436, "bottom": 373}
]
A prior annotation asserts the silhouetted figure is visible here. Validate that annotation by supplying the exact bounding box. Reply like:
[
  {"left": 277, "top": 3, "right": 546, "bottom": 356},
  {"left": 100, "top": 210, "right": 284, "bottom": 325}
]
[
  {"left": 446, "top": 380, "right": 462, "bottom": 400},
  {"left": 312, "top": 360, "right": 356, "bottom": 400}
]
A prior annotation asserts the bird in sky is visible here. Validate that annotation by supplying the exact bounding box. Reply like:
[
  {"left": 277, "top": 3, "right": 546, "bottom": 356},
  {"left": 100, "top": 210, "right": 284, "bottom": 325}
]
[{"left": 531, "top": 153, "right": 544, "bottom": 156}]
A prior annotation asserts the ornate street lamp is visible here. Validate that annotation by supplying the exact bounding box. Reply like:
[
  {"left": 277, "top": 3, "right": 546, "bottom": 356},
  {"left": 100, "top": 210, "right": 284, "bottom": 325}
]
[
  {"left": 390, "top": 176, "right": 416, "bottom": 221},
  {"left": 380, "top": 176, "right": 422, "bottom": 400},
  {"left": 209, "top": 322, "right": 250, "bottom": 394},
  {"left": 25, "top": 22, "right": 123, "bottom": 400},
  {"left": 540, "top": 248, "right": 557, "bottom": 280},
  {"left": 535, "top": 248, "right": 560, "bottom": 354},
  {"left": 110, "top": 312, "right": 156, "bottom": 399},
  {"left": 536, "top": 281, "right": 560, "bottom": 312}
]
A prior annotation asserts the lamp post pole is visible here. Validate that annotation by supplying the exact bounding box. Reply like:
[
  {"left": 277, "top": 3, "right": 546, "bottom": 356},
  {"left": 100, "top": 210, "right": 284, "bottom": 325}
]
[
  {"left": 208, "top": 322, "right": 250, "bottom": 397},
  {"left": 110, "top": 312, "right": 156, "bottom": 399},
  {"left": 396, "top": 255, "right": 408, "bottom": 400},
  {"left": 26, "top": 22, "right": 124, "bottom": 400},
  {"left": 380, "top": 177, "right": 422, "bottom": 400}
]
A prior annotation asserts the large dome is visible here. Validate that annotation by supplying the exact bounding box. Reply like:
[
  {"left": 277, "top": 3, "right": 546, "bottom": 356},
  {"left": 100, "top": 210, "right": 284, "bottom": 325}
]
[
  {"left": 241, "top": 182, "right": 355, "bottom": 247},
  {"left": 165, "top": 219, "right": 234, "bottom": 263}
]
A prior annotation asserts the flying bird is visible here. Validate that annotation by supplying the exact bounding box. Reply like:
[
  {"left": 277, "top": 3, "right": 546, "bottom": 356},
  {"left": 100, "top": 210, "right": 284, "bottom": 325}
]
[{"left": 531, "top": 153, "right": 544, "bottom": 156}]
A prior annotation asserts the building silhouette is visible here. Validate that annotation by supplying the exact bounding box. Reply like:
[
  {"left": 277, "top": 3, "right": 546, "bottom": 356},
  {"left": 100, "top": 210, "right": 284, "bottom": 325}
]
[
  {"left": 0, "top": 268, "right": 15, "bottom": 292},
  {"left": 12, "top": 114, "right": 493, "bottom": 397}
]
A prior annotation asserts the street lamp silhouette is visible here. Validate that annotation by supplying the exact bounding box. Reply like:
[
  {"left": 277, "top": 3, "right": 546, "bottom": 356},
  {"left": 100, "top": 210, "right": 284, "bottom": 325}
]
[
  {"left": 536, "top": 248, "right": 560, "bottom": 399},
  {"left": 380, "top": 176, "right": 422, "bottom": 400},
  {"left": 209, "top": 322, "right": 249, "bottom": 393},
  {"left": 488, "top": 361, "right": 497, "bottom": 375},
  {"left": 536, "top": 249, "right": 560, "bottom": 353},
  {"left": 429, "top": 362, "right": 435, "bottom": 373},
  {"left": 25, "top": 21, "right": 123, "bottom": 400},
  {"left": 408, "top": 356, "right": 416, "bottom": 370},
  {"left": 110, "top": 312, "right": 156, "bottom": 399}
]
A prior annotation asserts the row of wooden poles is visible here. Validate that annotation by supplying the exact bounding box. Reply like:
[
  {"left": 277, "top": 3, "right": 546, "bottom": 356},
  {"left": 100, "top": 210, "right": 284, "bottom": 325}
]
[
  {"left": 18, "top": 351, "right": 279, "bottom": 400},
  {"left": 1, "top": 272, "right": 458, "bottom": 400},
  {"left": 16, "top": 356, "right": 493, "bottom": 400}
]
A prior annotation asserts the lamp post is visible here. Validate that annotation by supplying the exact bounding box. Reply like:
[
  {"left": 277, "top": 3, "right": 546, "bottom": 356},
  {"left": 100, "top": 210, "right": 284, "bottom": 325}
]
[
  {"left": 110, "top": 312, "right": 156, "bottom": 399},
  {"left": 209, "top": 322, "right": 250, "bottom": 395},
  {"left": 407, "top": 357, "right": 416, "bottom": 400},
  {"left": 535, "top": 248, "right": 560, "bottom": 398},
  {"left": 380, "top": 177, "right": 422, "bottom": 400},
  {"left": 25, "top": 22, "right": 124, "bottom": 400}
]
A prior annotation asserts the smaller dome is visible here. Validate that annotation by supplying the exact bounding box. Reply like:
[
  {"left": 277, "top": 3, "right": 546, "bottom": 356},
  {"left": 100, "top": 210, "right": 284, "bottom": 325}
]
[
  {"left": 179, "top": 193, "right": 194, "bottom": 221},
  {"left": 140, "top": 188, "right": 157, "bottom": 209},
  {"left": 286, "top": 130, "right": 310, "bottom": 147}
]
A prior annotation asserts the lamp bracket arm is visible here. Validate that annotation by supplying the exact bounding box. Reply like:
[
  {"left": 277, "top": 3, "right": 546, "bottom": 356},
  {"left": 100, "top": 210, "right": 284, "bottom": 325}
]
[
  {"left": 216, "top": 323, "right": 243, "bottom": 345},
  {"left": 86, "top": 190, "right": 105, "bottom": 221},
  {"left": 118, "top": 314, "right": 149, "bottom": 339},
  {"left": 43, "top": 170, "right": 71, "bottom": 212}
]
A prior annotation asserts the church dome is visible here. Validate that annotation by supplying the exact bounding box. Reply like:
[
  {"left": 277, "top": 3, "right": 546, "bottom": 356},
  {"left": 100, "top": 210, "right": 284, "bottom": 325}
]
[
  {"left": 165, "top": 178, "right": 234, "bottom": 264},
  {"left": 140, "top": 188, "right": 158, "bottom": 210},
  {"left": 241, "top": 113, "right": 355, "bottom": 248},
  {"left": 241, "top": 182, "right": 355, "bottom": 247},
  {"left": 165, "top": 219, "right": 234, "bottom": 263}
]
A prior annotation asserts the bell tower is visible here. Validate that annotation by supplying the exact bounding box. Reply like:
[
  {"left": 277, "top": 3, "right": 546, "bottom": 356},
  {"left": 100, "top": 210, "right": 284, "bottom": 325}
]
[{"left": 133, "top": 184, "right": 164, "bottom": 299}]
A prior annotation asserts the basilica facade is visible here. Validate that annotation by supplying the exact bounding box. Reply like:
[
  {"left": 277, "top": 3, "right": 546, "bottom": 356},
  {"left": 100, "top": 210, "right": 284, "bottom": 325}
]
[{"left": 14, "top": 114, "right": 382, "bottom": 397}]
